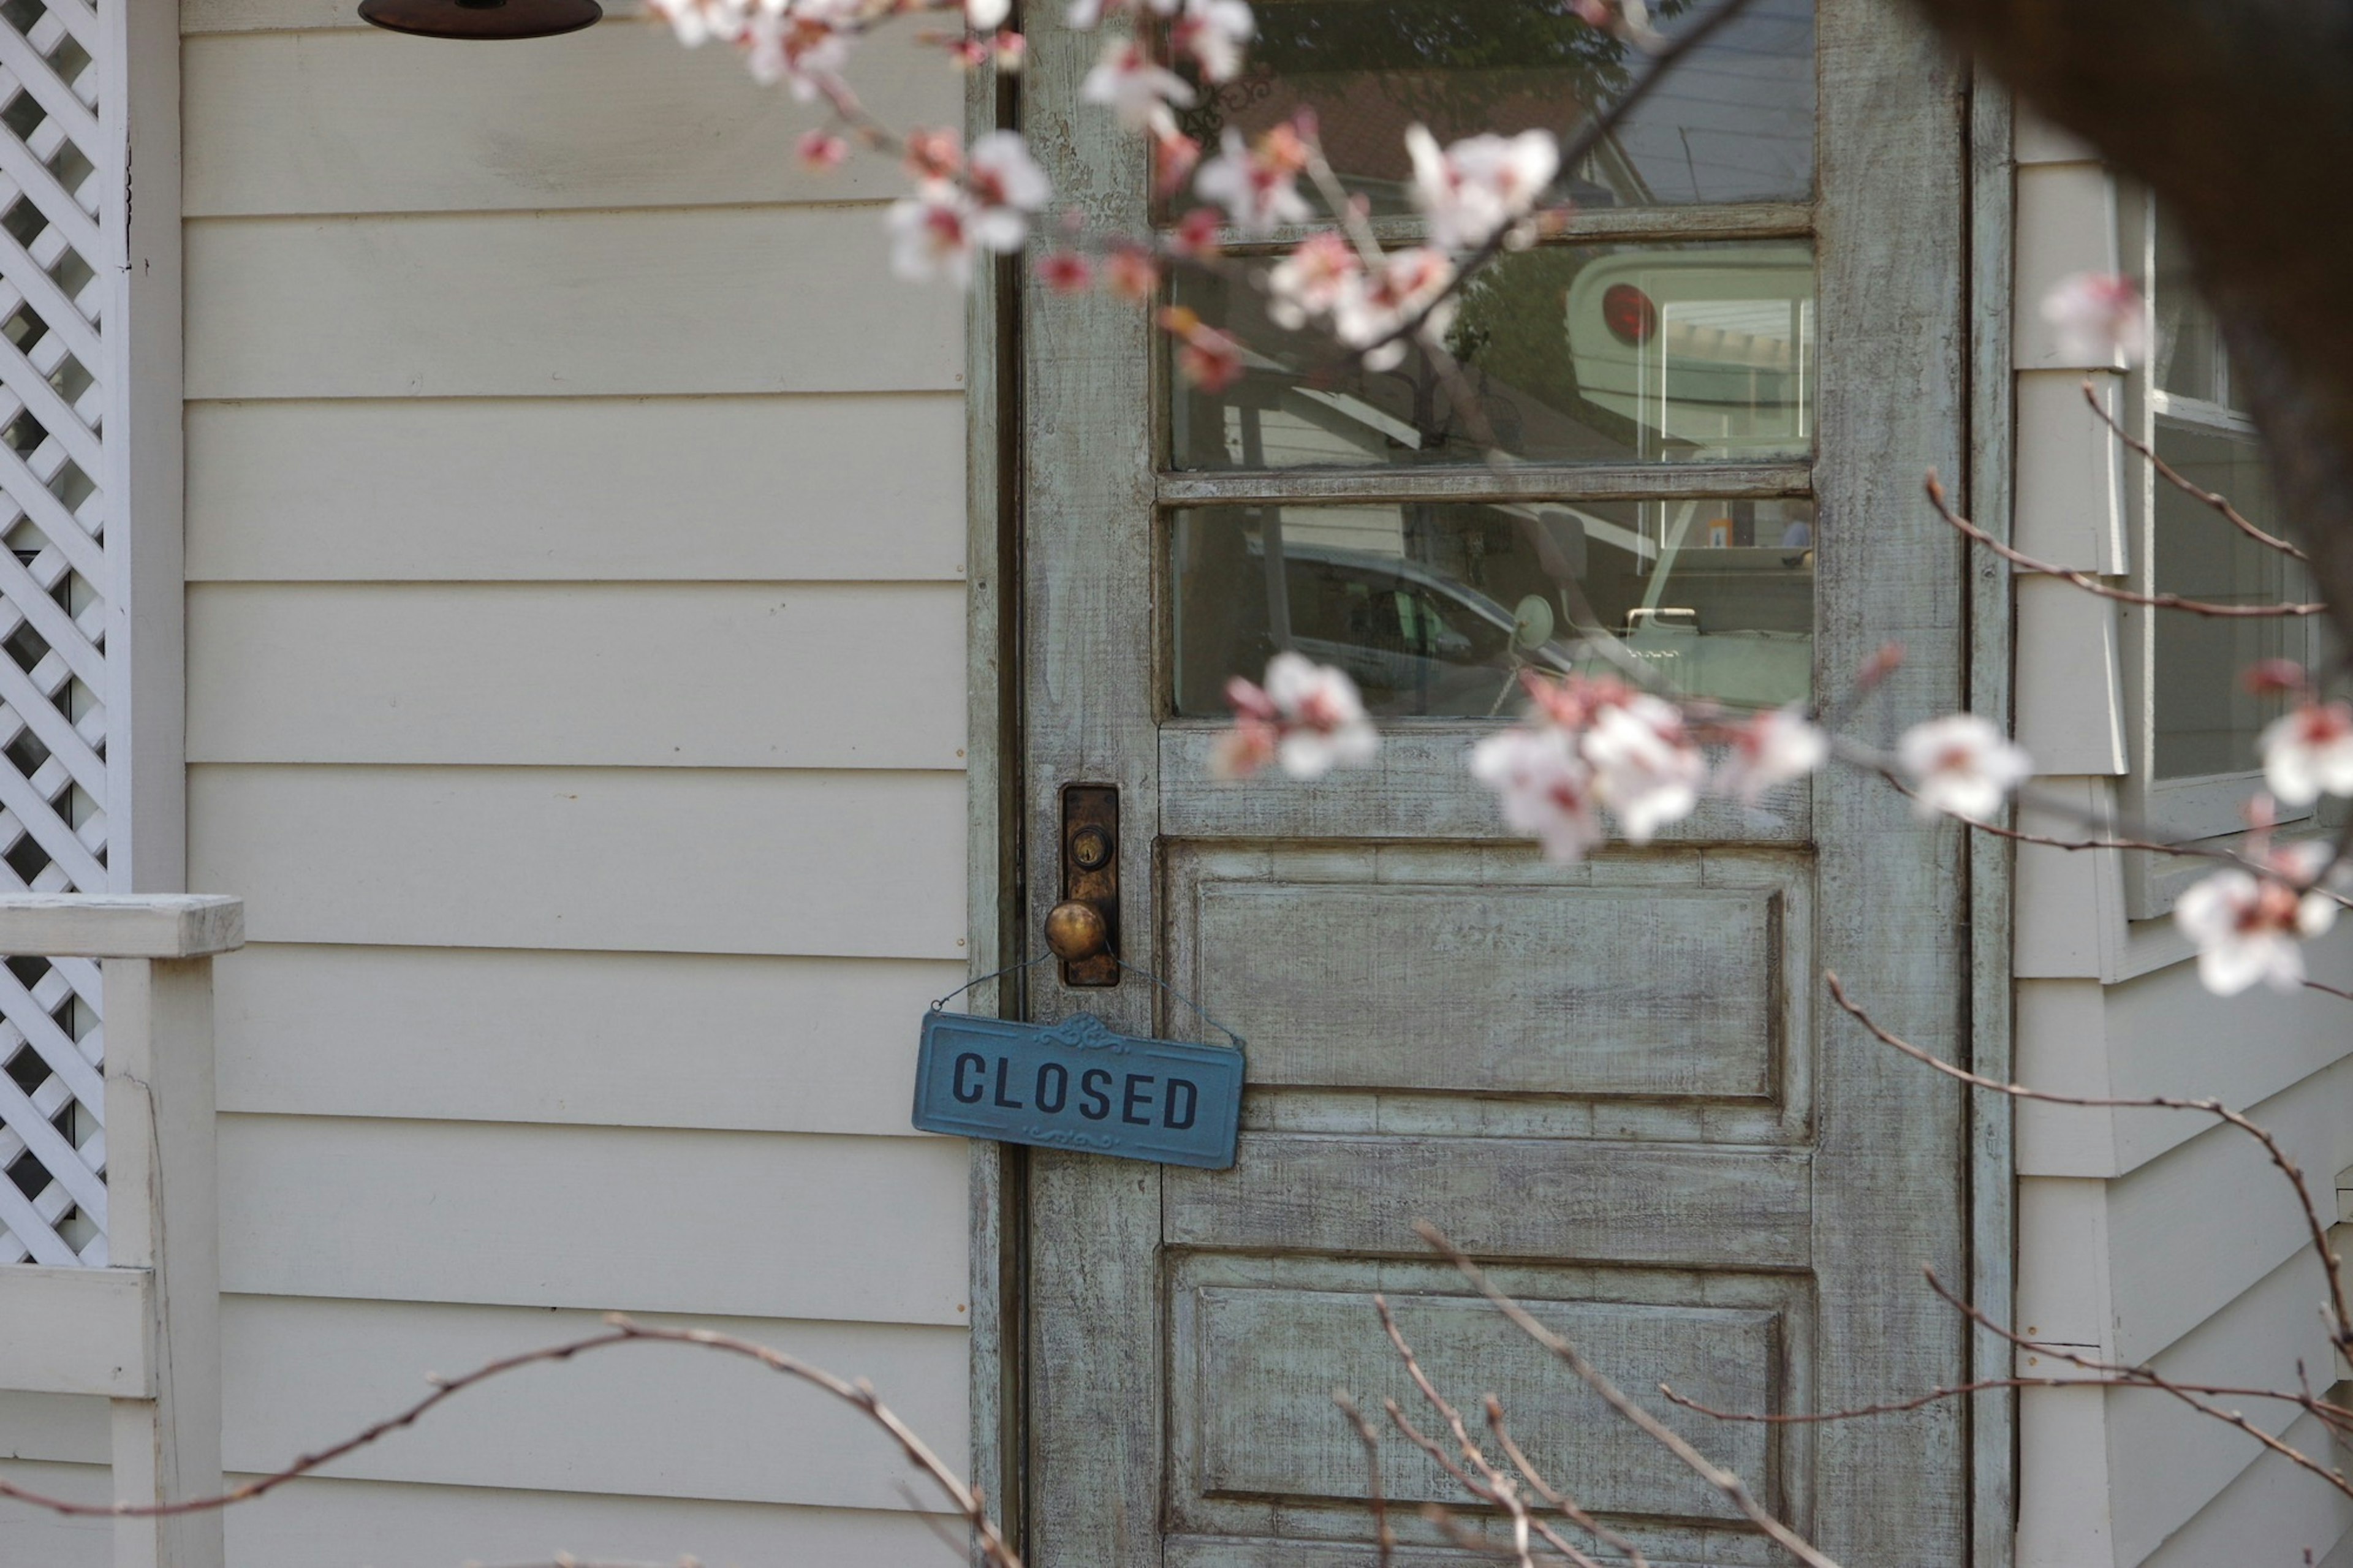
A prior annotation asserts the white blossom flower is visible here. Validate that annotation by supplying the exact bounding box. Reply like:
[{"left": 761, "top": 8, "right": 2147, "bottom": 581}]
[
  {"left": 1404, "top": 124, "right": 1559, "bottom": 252},
  {"left": 2260, "top": 700, "right": 2353, "bottom": 807},
  {"left": 1192, "top": 127, "right": 1313, "bottom": 237},
  {"left": 1214, "top": 653, "right": 1379, "bottom": 779},
  {"left": 1080, "top": 37, "right": 1197, "bottom": 132},
  {"left": 647, "top": 0, "right": 741, "bottom": 48},
  {"left": 1716, "top": 703, "right": 1829, "bottom": 804},
  {"left": 1170, "top": 0, "right": 1254, "bottom": 83},
  {"left": 2176, "top": 865, "right": 2338, "bottom": 995},
  {"left": 1580, "top": 695, "right": 1703, "bottom": 843},
  {"left": 2042, "top": 271, "right": 2150, "bottom": 367},
  {"left": 1897, "top": 713, "right": 2031, "bottom": 823},
  {"left": 1266, "top": 232, "right": 1362, "bottom": 329},
  {"left": 966, "top": 0, "right": 1010, "bottom": 29},
  {"left": 1470, "top": 725, "right": 1604, "bottom": 864},
  {"left": 1332, "top": 246, "right": 1457, "bottom": 371},
  {"left": 887, "top": 183, "right": 980, "bottom": 285},
  {"left": 965, "top": 130, "right": 1051, "bottom": 251}
]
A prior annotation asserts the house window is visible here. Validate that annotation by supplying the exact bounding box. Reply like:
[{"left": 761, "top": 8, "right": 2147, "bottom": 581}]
[{"left": 1162, "top": 0, "right": 1819, "bottom": 721}]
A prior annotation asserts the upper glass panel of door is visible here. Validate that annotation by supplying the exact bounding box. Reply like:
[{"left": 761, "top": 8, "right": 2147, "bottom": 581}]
[{"left": 1164, "top": 0, "right": 1815, "bottom": 218}]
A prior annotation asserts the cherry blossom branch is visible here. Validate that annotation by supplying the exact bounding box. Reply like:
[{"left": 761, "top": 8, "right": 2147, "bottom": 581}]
[
  {"left": 1332, "top": 1390, "right": 1397, "bottom": 1568},
  {"left": 1659, "top": 1374, "right": 2353, "bottom": 1431},
  {"left": 1413, "top": 1223, "right": 1842, "bottom": 1568},
  {"left": 0, "top": 1317, "right": 1021, "bottom": 1568},
  {"left": 1374, "top": 1295, "right": 1554, "bottom": 1568},
  {"left": 1483, "top": 1398, "right": 1653, "bottom": 1568},
  {"left": 1349, "top": 0, "right": 1764, "bottom": 363},
  {"left": 2078, "top": 379, "right": 2308, "bottom": 561},
  {"left": 1822, "top": 971, "right": 2353, "bottom": 1355},
  {"left": 1926, "top": 472, "right": 2326, "bottom": 616}
]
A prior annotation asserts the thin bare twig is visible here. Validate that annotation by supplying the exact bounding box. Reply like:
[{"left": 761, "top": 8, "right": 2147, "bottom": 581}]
[
  {"left": 1823, "top": 971, "right": 2353, "bottom": 1355},
  {"left": 2080, "top": 379, "right": 2307, "bottom": 561},
  {"left": 0, "top": 1318, "right": 1021, "bottom": 1568},
  {"left": 1660, "top": 1374, "right": 2353, "bottom": 1433},
  {"left": 1485, "top": 1398, "right": 1653, "bottom": 1568},
  {"left": 1334, "top": 1390, "right": 1396, "bottom": 1568},
  {"left": 1413, "top": 1225, "right": 1842, "bottom": 1568},
  {"left": 1926, "top": 471, "right": 2325, "bottom": 616},
  {"left": 1376, "top": 1295, "right": 1553, "bottom": 1568}
]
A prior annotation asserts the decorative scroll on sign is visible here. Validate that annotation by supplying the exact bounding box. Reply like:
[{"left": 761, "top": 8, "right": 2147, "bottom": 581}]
[{"left": 911, "top": 1011, "right": 1245, "bottom": 1170}]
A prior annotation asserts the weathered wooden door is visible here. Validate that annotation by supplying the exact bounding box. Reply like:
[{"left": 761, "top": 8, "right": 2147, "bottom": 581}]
[{"left": 1019, "top": 1, "right": 1971, "bottom": 1562}]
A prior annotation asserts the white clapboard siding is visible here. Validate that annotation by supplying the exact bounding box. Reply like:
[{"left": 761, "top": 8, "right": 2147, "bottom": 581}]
[
  {"left": 2105, "top": 1052, "right": 2353, "bottom": 1363},
  {"left": 186, "top": 28, "right": 952, "bottom": 216},
  {"left": 0, "top": 1392, "right": 106, "bottom": 1463},
  {"left": 189, "top": 583, "right": 969, "bottom": 768},
  {"left": 2144, "top": 1411, "right": 2353, "bottom": 1567},
  {"left": 185, "top": 207, "right": 964, "bottom": 400},
  {"left": 189, "top": 764, "right": 968, "bottom": 958},
  {"left": 224, "top": 1477, "right": 958, "bottom": 1568},
  {"left": 2108, "top": 1244, "right": 2340, "bottom": 1564},
  {"left": 218, "top": 1116, "right": 971, "bottom": 1323},
  {"left": 185, "top": 395, "right": 968, "bottom": 583},
  {"left": 0, "top": 1461, "right": 108, "bottom": 1568},
  {"left": 214, "top": 944, "right": 957, "bottom": 1135},
  {"left": 218, "top": 1297, "right": 966, "bottom": 1510}
]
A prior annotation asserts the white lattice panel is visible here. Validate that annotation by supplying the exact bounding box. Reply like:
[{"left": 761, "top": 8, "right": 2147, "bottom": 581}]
[{"left": 0, "top": 0, "right": 112, "bottom": 1268}]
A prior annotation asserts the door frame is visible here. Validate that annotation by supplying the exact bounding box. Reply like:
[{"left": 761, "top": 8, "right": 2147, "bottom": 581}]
[{"left": 959, "top": 38, "right": 2021, "bottom": 1568}]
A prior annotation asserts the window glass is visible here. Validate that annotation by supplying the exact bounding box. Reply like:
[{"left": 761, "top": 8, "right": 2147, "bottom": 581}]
[
  {"left": 2151, "top": 425, "right": 2294, "bottom": 778},
  {"left": 2153, "top": 205, "right": 2231, "bottom": 409},
  {"left": 1165, "top": 0, "right": 1814, "bottom": 218},
  {"left": 1170, "top": 496, "right": 1814, "bottom": 717},
  {"left": 1167, "top": 240, "right": 1816, "bottom": 469}
]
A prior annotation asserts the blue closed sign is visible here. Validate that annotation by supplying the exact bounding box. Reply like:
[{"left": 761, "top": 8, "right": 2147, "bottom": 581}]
[{"left": 911, "top": 1010, "right": 1245, "bottom": 1169}]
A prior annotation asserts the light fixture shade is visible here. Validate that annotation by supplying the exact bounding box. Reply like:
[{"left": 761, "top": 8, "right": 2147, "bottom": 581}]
[{"left": 358, "top": 0, "right": 601, "bottom": 39}]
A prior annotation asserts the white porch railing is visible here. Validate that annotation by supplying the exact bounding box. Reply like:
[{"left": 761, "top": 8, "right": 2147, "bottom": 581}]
[{"left": 0, "top": 894, "right": 241, "bottom": 1568}]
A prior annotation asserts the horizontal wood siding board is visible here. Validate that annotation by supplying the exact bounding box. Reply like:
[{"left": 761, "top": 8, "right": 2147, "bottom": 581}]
[
  {"left": 0, "top": 1265, "right": 152, "bottom": 1396},
  {"left": 184, "top": 28, "right": 953, "bottom": 216},
  {"left": 1164, "top": 1134, "right": 1811, "bottom": 1267},
  {"left": 0, "top": 1392, "right": 108, "bottom": 1463},
  {"left": 1161, "top": 729, "right": 1809, "bottom": 842},
  {"left": 214, "top": 944, "right": 958, "bottom": 1135},
  {"left": 185, "top": 207, "right": 963, "bottom": 399},
  {"left": 186, "top": 395, "right": 968, "bottom": 583},
  {"left": 2141, "top": 1409, "right": 2353, "bottom": 1568},
  {"left": 223, "top": 1475, "right": 962, "bottom": 1568},
  {"left": 0, "top": 1461, "right": 107, "bottom": 1568},
  {"left": 188, "top": 582, "right": 968, "bottom": 768},
  {"left": 217, "top": 1296, "right": 966, "bottom": 1509},
  {"left": 218, "top": 1116, "right": 971, "bottom": 1322},
  {"left": 188, "top": 763, "right": 968, "bottom": 958},
  {"left": 1190, "top": 881, "right": 1776, "bottom": 1099}
]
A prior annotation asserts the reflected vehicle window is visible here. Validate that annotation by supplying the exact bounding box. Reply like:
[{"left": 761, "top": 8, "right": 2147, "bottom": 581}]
[
  {"left": 1167, "top": 241, "right": 1816, "bottom": 469},
  {"left": 1172, "top": 498, "right": 1815, "bottom": 718},
  {"left": 1165, "top": 0, "right": 1813, "bottom": 219}
]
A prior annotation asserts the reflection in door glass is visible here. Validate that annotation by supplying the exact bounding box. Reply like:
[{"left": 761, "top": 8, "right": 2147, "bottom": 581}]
[
  {"left": 1170, "top": 498, "right": 1815, "bottom": 718},
  {"left": 1163, "top": 0, "right": 1813, "bottom": 219},
  {"left": 1167, "top": 242, "right": 1816, "bottom": 469}
]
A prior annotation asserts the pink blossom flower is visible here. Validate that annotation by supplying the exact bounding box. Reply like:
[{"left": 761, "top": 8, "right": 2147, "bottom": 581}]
[
  {"left": 2042, "top": 272, "right": 2150, "bottom": 367},
  {"left": 1715, "top": 703, "right": 1829, "bottom": 804},
  {"left": 797, "top": 129, "right": 849, "bottom": 171},
  {"left": 1169, "top": 0, "right": 1254, "bottom": 83},
  {"left": 2260, "top": 700, "right": 2353, "bottom": 807},
  {"left": 1267, "top": 232, "right": 1362, "bottom": 330},
  {"left": 991, "top": 28, "right": 1026, "bottom": 67},
  {"left": 1404, "top": 124, "right": 1559, "bottom": 252},
  {"left": 1214, "top": 653, "right": 1379, "bottom": 779},
  {"left": 887, "top": 184, "right": 980, "bottom": 284},
  {"left": 965, "top": 129, "right": 1051, "bottom": 249},
  {"left": 1159, "top": 306, "right": 1246, "bottom": 391},
  {"left": 1193, "top": 126, "right": 1313, "bottom": 237},
  {"left": 1896, "top": 714, "right": 2031, "bottom": 823},
  {"left": 745, "top": 2, "right": 857, "bottom": 99},
  {"left": 1168, "top": 206, "right": 1224, "bottom": 258},
  {"left": 1036, "top": 251, "right": 1094, "bottom": 293},
  {"left": 2176, "top": 863, "right": 2338, "bottom": 995},
  {"left": 1469, "top": 725, "right": 1603, "bottom": 864},
  {"left": 1333, "top": 246, "right": 1457, "bottom": 371},
  {"left": 1080, "top": 37, "right": 1197, "bottom": 132},
  {"left": 903, "top": 127, "right": 963, "bottom": 181},
  {"left": 1102, "top": 243, "right": 1162, "bottom": 303},
  {"left": 1582, "top": 694, "right": 1704, "bottom": 843},
  {"left": 1150, "top": 126, "right": 1202, "bottom": 195}
]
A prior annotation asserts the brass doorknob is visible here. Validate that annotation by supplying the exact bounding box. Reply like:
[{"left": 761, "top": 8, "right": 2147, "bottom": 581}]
[{"left": 1045, "top": 901, "right": 1109, "bottom": 963}]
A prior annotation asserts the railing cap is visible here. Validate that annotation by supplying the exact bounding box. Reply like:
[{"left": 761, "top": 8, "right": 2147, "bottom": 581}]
[{"left": 0, "top": 895, "right": 245, "bottom": 958}]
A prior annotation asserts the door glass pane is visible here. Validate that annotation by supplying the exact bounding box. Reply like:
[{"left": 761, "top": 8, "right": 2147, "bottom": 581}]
[
  {"left": 1170, "top": 496, "right": 1816, "bottom": 717},
  {"left": 1167, "top": 0, "right": 1813, "bottom": 218},
  {"left": 2151, "top": 425, "right": 2296, "bottom": 778},
  {"left": 1168, "top": 241, "right": 1816, "bottom": 469}
]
